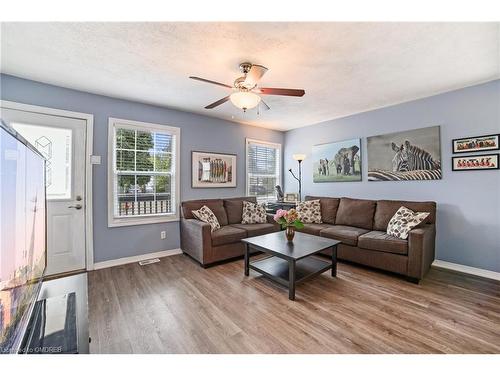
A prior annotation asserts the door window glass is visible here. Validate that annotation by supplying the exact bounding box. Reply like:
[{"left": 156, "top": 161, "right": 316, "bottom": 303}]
[{"left": 12, "top": 123, "right": 72, "bottom": 200}]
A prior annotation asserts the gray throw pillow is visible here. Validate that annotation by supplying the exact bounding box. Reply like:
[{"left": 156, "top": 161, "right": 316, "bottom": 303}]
[
  {"left": 192, "top": 205, "right": 221, "bottom": 232},
  {"left": 387, "top": 206, "right": 429, "bottom": 239},
  {"left": 241, "top": 201, "right": 267, "bottom": 224},
  {"left": 296, "top": 199, "right": 322, "bottom": 224}
]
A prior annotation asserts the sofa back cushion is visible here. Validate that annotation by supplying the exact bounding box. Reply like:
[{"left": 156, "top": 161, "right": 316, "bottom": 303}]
[
  {"left": 223, "top": 196, "right": 257, "bottom": 224},
  {"left": 335, "top": 197, "right": 376, "bottom": 230},
  {"left": 305, "top": 196, "right": 340, "bottom": 224},
  {"left": 182, "top": 199, "right": 228, "bottom": 226},
  {"left": 374, "top": 200, "right": 436, "bottom": 231}
]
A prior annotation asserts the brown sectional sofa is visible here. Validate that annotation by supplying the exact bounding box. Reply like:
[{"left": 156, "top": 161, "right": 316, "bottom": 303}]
[
  {"left": 180, "top": 196, "right": 280, "bottom": 267},
  {"left": 297, "top": 196, "right": 437, "bottom": 282}
]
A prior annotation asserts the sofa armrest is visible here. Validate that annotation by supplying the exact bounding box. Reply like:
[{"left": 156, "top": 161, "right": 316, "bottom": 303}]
[
  {"left": 266, "top": 213, "right": 276, "bottom": 224},
  {"left": 180, "top": 218, "right": 212, "bottom": 264},
  {"left": 408, "top": 224, "right": 436, "bottom": 280}
]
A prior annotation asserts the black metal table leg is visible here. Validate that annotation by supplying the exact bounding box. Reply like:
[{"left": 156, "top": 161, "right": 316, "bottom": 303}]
[
  {"left": 244, "top": 243, "right": 249, "bottom": 276},
  {"left": 331, "top": 245, "right": 337, "bottom": 277},
  {"left": 289, "top": 259, "right": 296, "bottom": 300}
]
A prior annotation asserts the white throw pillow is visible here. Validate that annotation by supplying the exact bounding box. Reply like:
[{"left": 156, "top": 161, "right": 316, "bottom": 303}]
[
  {"left": 241, "top": 201, "right": 267, "bottom": 224},
  {"left": 192, "top": 205, "right": 220, "bottom": 232},
  {"left": 387, "top": 206, "right": 429, "bottom": 239},
  {"left": 296, "top": 199, "right": 322, "bottom": 224}
]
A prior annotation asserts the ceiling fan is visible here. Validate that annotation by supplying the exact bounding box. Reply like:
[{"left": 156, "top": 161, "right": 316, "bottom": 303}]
[{"left": 189, "top": 62, "right": 305, "bottom": 112}]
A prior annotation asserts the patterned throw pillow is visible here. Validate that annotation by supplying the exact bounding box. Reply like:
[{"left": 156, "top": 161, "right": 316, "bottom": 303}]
[
  {"left": 387, "top": 206, "right": 429, "bottom": 240},
  {"left": 296, "top": 199, "right": 322, "bottom": 224},
  {"left": 241, "top": 201, "right": 267, "bottom": 224},
  {"left": 192, "top": 205, "right": 221, "bottom": 232}
]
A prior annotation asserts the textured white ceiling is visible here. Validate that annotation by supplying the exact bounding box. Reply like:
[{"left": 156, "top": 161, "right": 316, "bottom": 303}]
[{"left": 1, "top": 22, "right": 499, "bottom": 131}]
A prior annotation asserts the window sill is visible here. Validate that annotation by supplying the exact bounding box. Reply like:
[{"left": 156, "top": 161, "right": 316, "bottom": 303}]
[{"left": 108, "top": 214, "right": 179, "bottom": 228}]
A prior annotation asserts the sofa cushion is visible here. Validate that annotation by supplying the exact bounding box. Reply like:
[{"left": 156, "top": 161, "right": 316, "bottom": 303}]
[
  {"left": 358, "top": 230, "right": 408, "bottom": 255},
  {"left": 224, "top": 196, "right": 257, "bottom": 224},
  {"left": 182, "top": 199, "right": 228, "bottom": 226},
  {"left": 241, "top": 201, "right": 267, "bottom": 224},
  {"left": 305, "top": 196, "right": 340, "bottom": 224},
  {"left": 296, "top": 199, "right": 322, "bottom": 223},
  {"left": 231, "top": 223, "right": 278, "bottom": 237},
  {"left": 373, "top": 200, "right": 436, "bottom": 231},
  {"left": 335, "top": 197, "right": 376, "bottom": 230},
  {"left": 191, "top": 205, "right": 221, "bottom": 232},
  {"left": 211, "top": 226, "right": 247, "bottom": 246},
  {"left": 319, "top": 225, "right": 370, "bottom": 246},
  {"left": 386, "top": 206, "right": 430, "bottom": 240},
  {"left": 297, "top": 223, "right": 332, "bottom": 236}
]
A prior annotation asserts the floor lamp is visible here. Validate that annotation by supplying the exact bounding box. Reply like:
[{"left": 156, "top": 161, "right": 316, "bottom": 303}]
[{"left": 289, "top": 154, "right": 306, "bottom": 201}]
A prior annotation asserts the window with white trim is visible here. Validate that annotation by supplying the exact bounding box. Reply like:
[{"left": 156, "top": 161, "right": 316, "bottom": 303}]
[
  {"left": 246, "top": 138, "right": 281, "bottom": 202},
  {"left": 108, "top": 118, "right": 180, "bottom": 227}
]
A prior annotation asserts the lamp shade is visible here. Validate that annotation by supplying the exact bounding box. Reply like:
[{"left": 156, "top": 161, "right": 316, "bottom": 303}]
[
  {"left": 293, "top": 154, "right": 306, "bottom": 161},
  {"left": 230, "top": 91, "right": 261, "bottom": 111}
]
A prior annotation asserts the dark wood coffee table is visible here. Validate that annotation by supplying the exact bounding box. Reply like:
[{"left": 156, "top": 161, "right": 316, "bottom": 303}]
[{"left": 242, "top": 231, "right": 340, "bottom": 300}]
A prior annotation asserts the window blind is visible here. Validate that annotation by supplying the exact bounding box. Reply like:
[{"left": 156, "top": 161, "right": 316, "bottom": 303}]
[{"left": 246, "top": 139, "right": 281, "bottom": 202}]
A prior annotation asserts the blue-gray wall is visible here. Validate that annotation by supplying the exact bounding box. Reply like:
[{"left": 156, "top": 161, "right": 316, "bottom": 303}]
[
  {"left": 0, "top": 74, "right": 284, "bottom": 263},
  {"left": 284, "top": 80, "right": 500, "bottom": 273},
  {"left": 2, "top": 74, "right": 499, "bottom": 272}
]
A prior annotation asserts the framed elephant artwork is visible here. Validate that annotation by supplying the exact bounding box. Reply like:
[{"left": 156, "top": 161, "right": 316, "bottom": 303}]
[{"left": 312, "top": 138, "right": 362, "bottom": 182}]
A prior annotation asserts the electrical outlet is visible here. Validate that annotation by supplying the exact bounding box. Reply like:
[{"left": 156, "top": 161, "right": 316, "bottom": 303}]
[{"left": 160, "top": 231, "right": 166, "bottom": 240}]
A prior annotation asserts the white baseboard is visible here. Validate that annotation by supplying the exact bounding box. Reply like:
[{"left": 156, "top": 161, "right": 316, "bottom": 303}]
[
  {"left": 93, "top": 248, "right": 183, "bottom": 270},
  {"left": 432, "top": 260, "right": 500, "bottom": 281}
]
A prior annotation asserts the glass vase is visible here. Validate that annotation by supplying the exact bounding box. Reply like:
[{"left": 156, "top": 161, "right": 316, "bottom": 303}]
[{"left": 285, "top": 226, "right": 296, "bottom": 241}]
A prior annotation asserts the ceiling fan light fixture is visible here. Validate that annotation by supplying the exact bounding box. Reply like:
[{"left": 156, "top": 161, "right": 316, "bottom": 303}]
[
  {"left": 230, "top": 91, "right": 261, "bottom": 112},
  {"left": 190, "top": 61, "right": 305, "bottom": 111}
]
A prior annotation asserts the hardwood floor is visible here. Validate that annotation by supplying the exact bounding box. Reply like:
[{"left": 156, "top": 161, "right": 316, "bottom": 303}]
[{"left": 88, "top": 254, "right": 500, "bottom": 354}]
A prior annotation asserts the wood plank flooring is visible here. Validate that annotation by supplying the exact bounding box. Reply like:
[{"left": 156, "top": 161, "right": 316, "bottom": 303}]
[{"left": 88, "top": 254, "right": 500, "bottom": 353}]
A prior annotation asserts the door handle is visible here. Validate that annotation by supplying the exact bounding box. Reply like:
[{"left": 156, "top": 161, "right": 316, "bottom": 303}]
[{"left": 68, "top": 204, "right": 83, "bottom": 210}]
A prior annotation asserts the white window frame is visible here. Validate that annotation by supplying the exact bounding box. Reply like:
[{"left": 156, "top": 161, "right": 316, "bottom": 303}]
[
  {"left": 245, "top": 138, "right": 282, "bottom": 202},
  {"left": 107, "top": 118, "right": 180, "bottom": 227}
]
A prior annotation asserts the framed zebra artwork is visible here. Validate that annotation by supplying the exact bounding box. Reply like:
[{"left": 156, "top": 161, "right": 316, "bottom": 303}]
[
  {"left": 191, "top": 151, "right": 237, "bottom": 188},
  {"left": 312, "top": 138, "right": 362, "bottom": 182},
  {"left": 452, "top": 154, "right": 499, "bottom": 171},
  {"left": 367, "top": 125, "right": 442, "bottom": 181},
  {"left": 452, "top": 134, "right": 499, "bottom": 154}
]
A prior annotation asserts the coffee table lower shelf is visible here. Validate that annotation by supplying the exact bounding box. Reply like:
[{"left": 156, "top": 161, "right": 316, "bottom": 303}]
[{"left": 249, "top": 256, "right": 332, "bottom": 299}]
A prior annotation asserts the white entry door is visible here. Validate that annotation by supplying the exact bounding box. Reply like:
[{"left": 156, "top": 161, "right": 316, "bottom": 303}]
[{"left": 2, "top": 108, "right": 87, "bottom": 276}]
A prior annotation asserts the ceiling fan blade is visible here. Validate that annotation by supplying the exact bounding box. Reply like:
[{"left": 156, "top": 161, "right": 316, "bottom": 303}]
[
  {"left": 189, "top": 76, "right": 232, "bottom": 89},
  {"left": 255, "top": 87, "right": 305, "bottom": 97},
  {"left": 260, "top": 99, "right": 270, "bottom": 111},
  {"left": 205, "top": 96, "right": 230, "bottom": 109},
  {"left": 244, "top": 64, "right": 268, "bottom": 87}
]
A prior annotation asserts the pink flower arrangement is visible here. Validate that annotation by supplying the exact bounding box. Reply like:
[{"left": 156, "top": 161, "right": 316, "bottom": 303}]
[{"left": 273, "top": 208, "right": 304, "bottom": 230}]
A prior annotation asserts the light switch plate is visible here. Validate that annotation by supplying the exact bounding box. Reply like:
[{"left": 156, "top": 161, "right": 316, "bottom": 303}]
[{"left": 90, "top": 155, "right": 101, "bottom": 165}]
